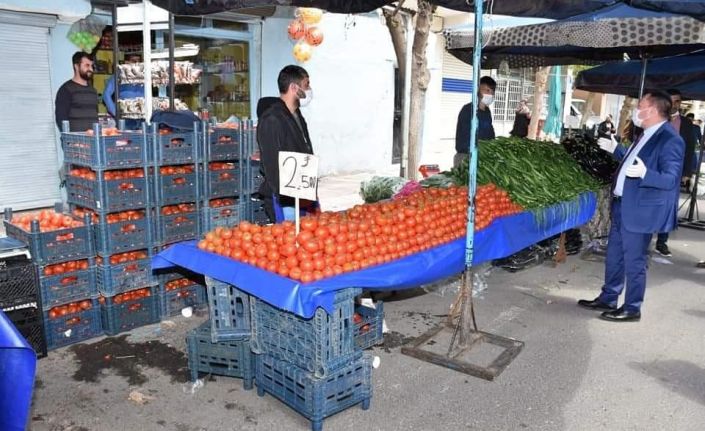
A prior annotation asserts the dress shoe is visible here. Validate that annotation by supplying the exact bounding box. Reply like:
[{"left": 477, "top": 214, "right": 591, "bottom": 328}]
[
  {"left": 599, "top": 307, "right": 641, "bottom": 322},
  {"left": 577, "top": 298, "right": 617, "bottom": 312}
]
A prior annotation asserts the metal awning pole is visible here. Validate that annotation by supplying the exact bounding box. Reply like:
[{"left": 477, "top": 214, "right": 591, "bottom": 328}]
[
  {"left": 638, "top": 55, "right": 649, "bottom": 98},
  {"left": 169, "top": 12, "right": 175, "bottom": 112},
  {"left": 143, "top": 0, "right": 153, "bottom": 124},
  {"left": 112, "top": 2, "right": 120, "bottom": 123}
]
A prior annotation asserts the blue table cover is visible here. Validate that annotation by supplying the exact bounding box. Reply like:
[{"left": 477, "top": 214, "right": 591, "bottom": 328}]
[
  {"left": 0, "top": 310, "right": 37, "bottom": 431},
  {"left": 153, "top": 192, "right": 596, "bottom": 318}
]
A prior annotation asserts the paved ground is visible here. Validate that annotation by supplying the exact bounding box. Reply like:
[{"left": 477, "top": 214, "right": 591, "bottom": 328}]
[{"left": 27, "top": 174, "right": 705, "bottom": 431}]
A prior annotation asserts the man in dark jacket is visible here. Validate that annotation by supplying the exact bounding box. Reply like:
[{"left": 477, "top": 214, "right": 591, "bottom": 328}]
[
  {"left": 597, "top": 114, "right": 616, "bottom": 139},
  {"left": 257, "top": 65, "right": 314, "bottom": 222},
  {"left": 55, "top": 52, "right": 98, "bottom": 132},
  {"left": 454, "top": 76, "right": 496, "bottom": 167}
]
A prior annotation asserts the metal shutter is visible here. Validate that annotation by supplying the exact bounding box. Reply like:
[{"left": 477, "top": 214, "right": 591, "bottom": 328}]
[
  {"left": 440, "top": 51, "right": 474, "bottom": 141},
  {"left": 0, "top": 21, "right": 61, "bottom": 210}
]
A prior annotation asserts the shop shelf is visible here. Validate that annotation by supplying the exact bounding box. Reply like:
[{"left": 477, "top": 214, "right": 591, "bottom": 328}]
[
  {"left": 153, "top": 168, "right": 200, "bottom": 205},
  {"left": 96, "top": 251, "right": 154, "bottom": 296},
  {"left": 204, "top": 277, "right": 251, "bottom": 343},
  {"left": 159, "top": 280, "right": 206, "bottom": 318},
  {"left": 202, "top": 200, "right": 245, "bottom": 231},
  {"left": 38, "top": 263, "right": 97, "bottom": 309},
  {"left": 2, "top": 301, "right": 47, "bottom": 358},
  {"left": 353, "top": 302, "right": 384, "bottom": 350},
  {"left": 61, "top": 125, "right": 147, "bottom": 169},
  {"left": 186, "top": 321, "right": 254, "bottom": 389},
  {"left": 150, "top": 126, "right": 199, "bottom": 165},
  {"left": 255, "top": 353, "right": 372, "bottom": 431},
  {"left": 205, "top": 162, "right": 241, "bottom": 199},
  {"left": 0, "top": 255, "right": 38, "bottom": 309},
  {"left": 249, "top": 288, "right": 361, "bottom": 378},
  {"left": 155, "top": 206, "right": 200, "bottom": 245},
  {"left": 43, "top": 298, "right": 102, "bottom": 350},
  {"left": 100, "top": 285, "right": 160, "bottom": 336},
  {"left": 3, "top": 211, "right": 93, "bottom": 265},
  {"left": 66, "top": 170, "right": 149, "bottom": 212}
]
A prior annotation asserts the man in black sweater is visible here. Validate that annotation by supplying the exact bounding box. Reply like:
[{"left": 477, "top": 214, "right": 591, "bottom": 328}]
[
  {"left": 454, "top": 76, "right": 497, "bottom": 168},
  {"left": 55, "top": 52, "right": 98, "bottom": 132},
  {"left": 257, "top": 65, "right": 315, "bottom": 222}
]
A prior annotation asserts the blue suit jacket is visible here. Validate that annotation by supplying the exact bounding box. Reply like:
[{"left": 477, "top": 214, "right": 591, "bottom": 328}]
[{"left": 616, "top": 123, "right": 684, "bottom": 233}]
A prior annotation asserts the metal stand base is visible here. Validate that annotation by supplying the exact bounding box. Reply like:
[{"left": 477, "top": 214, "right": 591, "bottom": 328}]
[
  {"left": 678, "top": 217, "right": 705, "bottom": 231},
  {"left": 400, "top": 271, "right": 524, "bottom": 381}
]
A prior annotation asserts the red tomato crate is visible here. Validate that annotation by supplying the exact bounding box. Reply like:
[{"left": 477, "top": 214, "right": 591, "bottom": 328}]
[
  {"left": 204, "top": 277, "right": 251, "bottom": 343},
  {"left": 155, "top": 205, "right": 200, "bottom": 245},
  {"left": 149, "top": 127, "right": 198, "bottom": 165},
  {"left": 100, "top": 285, "right": 160, "bottom": 336},
  {"left": 96, "top": 250, "right": 154, "bottom": 296},
  {"left": 159, "top": 271, "right": 206, "bottom": 318},
  {"left": 186, "top": 321, "right": 254, "bottom": 389},
  {"left": 354, "top": 302, "right": 384, "bottom": 350},
  {"left": 91, "top": 211, "right": 153, "bottom": 257},
  {"left": 66, "top": 168, "right": 149, "bottom": 212},
  {"left": 60, "top": 127, "right": 147, "bottom": 169},
  {"left": 38, "top": 260, "right": 97, "bottom": 309},
  {"left": 153, "top": 166, "right": 200, "bottom": 205},
  {"left": 255, "top": 353, "right": 372, "bottom": 431},
  {"left": 206, "top": 126, "right": 242, "bottom": 161},
  {"left": 205, "top": 162, "right": 241, "bottom": 199},
  {"left": 249, "top": 288, "right": 362, "bottom": 378},
  {"left": 202, "top": 199, "right": 244, "bottom": 231},
  {"left": 3, "top": 211, "right": 93, "bottom": 265},
  {"left": 43, "top": 298, "right": 102, "bottom": 350}
]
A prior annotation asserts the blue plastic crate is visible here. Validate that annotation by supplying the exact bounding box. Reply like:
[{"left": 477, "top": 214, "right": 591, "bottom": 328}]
[
  {"left": 206, "top": 162, "right": 241, "bottom": 199},
  {"left": 150, "top": 130, "right": 198, "bottom": 165},
  {"left": 3, "top": 218, "right": 93, "bottom": 265},
  {"left": 96, "top": 251, "right": 154, "bottom": 296},
  {"left": 39, "top": 263, "right": 97, "bottom": 309},
  {"left": 0, "top": 256, "right": 38, "bottom": 310},
  {"left": 243, "top": 160, "right": 263, "bottom": 194},
  {"left": 202, "top": 200, "right": 244, "bottom": 231},
  {"left": 354, "top": 303, "right": 384, "bottom": 350},
  {"left": 44, "top": 298, "right": 102, "bottom": 350},
  {"left": 159, "top": 280, "right": 206, "bottom": 318},
  {"left": 155, "top": 206, "right": 200, "bottom": 245},
  {"left": 100, "top": 285, "right": 160, "bottom": 335},
  {"left": 92, "top": 211, "right": 152, "bottom": 257},
  {"left": 186, "top": 321, "right": 254, "bottom": 389},
  {"left": 204, "top": 277, "right": 251, "bottom": 343},
  {"left": 250, "top": 288, "right": 362, "bottom": 378},
  {"left": 66, "top": 171, "right": 149, "bottom": 212},
  {"left": 61, "top": 129, "right": 147, "bottom": 169},
  {"left": 247, "top": 199, "right": 269, "bottom": 225},
  {"left": 255, "top": 353, "right": 372, "bottom": 431},
  {"left": 154, "top": 167, "right": 199, "bottom": 205},
  {"left": 207, "top": 127, "right": 242, "bottom": 161}
]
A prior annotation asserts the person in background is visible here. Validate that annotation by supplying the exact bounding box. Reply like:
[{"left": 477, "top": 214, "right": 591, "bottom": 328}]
[
  {"left": 653, "top": 89, "right": 698, "bottom": 257},
  {"left": 102, "top": 53, "right": 143, "bottom": 130},
  {"left": 578, "top": 91, "right": 684, "bottom": 322},
  {"left": 454, "top": 76, "right": 497, "bottom": 168},
  {"left": 510, "top": 99, "right": 531, "bottom": 138},
  {"left": 597, "top": 114, "right": 616, "bottom": 139},
  {"left": 55, "top": 52, "right": 98, "bottom": 132},
  {"left": 257, "top": 65, "right": 315, "bottom": 222},
  {"left": 686, "top": 113, "right": 703, "bottom": 176}
]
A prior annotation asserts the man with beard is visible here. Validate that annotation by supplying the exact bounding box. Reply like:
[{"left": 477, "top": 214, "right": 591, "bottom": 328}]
[{"left": 55, "top": 52, "right": 98, "bottom": 132}]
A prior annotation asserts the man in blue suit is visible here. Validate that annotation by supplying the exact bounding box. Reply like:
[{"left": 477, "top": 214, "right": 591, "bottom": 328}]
[{"left": 578, "top": 91, "right": 685, "bottom": 322}]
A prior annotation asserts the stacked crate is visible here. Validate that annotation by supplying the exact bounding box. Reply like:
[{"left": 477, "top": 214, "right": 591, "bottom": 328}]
[
  {"left": 2, "top": 205, "right": 97, "bottom": 351},
  {"left": 62, "top": 123, "right": 159, "bottom": 336}
]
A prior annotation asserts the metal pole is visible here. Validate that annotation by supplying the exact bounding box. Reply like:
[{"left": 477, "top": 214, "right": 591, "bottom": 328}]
[
  {"left": 112, "top": 2, "right": 120, "bottom": 123},
  {"left": 169, "top": 12, "right": 175, "bottom": 112},
  {"left": 143, "top": 0, "right": 153, "bottom": 124},
  {"left": 638, "top": 55, "right": 649, "bottom": 98}
]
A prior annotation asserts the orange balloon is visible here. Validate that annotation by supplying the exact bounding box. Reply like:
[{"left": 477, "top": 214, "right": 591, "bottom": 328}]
[
  {"left": 305, "top": 27, "right": 324, "bottom": 47},
  {"left": 293, "top": 42, "right": 313, "bottom": 63},
  {"left": 288, "top": 19, "right": 306, "bottom": 41}
]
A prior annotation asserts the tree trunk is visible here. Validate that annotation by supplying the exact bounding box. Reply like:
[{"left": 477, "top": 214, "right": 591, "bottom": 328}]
[
  {"left": 579, "top": 92, "right": 597, "bottom": 127},
  {"left": 528, "top": 67, "right": 550, "bottom": 140},
  {"left": 407, "top": 0, "right": 435, "bottom": 180},
  {"left": 383, "top": 8, "right": 408, "bottom": 177},
  {"left": 618, "top": 96, "right": 636, "bottom": 139}
]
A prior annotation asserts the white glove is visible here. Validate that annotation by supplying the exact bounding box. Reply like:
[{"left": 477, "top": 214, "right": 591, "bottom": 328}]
[
  {"left": 625, "top": 157, "right": 647, "bottom": 178},
  {"left": 597, "top": 135, "right": 618, "bottom": 153}
]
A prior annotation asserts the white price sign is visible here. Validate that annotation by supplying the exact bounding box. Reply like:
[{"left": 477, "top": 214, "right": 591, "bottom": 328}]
[{"left": 278, "top": 151, "right": 319, "bottom": 201}]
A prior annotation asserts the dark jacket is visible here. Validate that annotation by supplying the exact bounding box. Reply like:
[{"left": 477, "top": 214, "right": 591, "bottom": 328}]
[
  {"left": 256, "top": 97, "right": 313, "bottom": 207},
  {"left": 510, "top": 112, "right": 530, "bottom": 138},
  {"left": 455, "top": 103, "right": 495, "bottom": 153},
  {"left": 597, "top": 120, "right": 615, "bottom": 139},
  {"left": 674, "top": 114, "right": 698, "bottom": 177}
]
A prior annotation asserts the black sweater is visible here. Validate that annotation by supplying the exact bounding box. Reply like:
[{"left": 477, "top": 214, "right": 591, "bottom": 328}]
[{"left": 55, "top": 80, "right": 98, "bottom": 132}]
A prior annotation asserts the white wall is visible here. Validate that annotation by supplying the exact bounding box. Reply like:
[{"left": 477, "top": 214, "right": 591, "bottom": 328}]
[
  {"left": 261, "top": 12, "right": 396, "bottom": 176},
  {"left": 419, "top": 30, "right": 446, "bottom": 168},
  {"left": 0, "top": 0, "right": 90, "bottom": 21}
]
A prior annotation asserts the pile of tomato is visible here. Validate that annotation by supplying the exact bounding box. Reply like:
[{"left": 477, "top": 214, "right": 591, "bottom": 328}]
[
  {"left": 209, "top": 198, "right": 236, "bottom": 208},
  {"left": 198, "top": 186, "right": 470, "bottom": 282},
  {"left": 47, "top": 300, "right": 93, "bottom": 319},
  {"left": 209, "top": 162, "right": 236, "bottom": 171},
  {"left": 165, "top": 277, "right": 198, "bottom": 291},
  {"left": 85, "top": 127, "right": 121, "bottom": 137},
  {"left": 42, "top": 259, "right": 90, "bottom": 276},
  {"left": 97, "top": 250, "right": 148, "bottom": 266},
  {"left": 71, "top": 208, "right": 144, "bottom": 225},
  {"left": 98, "top": 287, "right": 151, "bottom": 306},
  {"left": 474, "top": 183, "right": 523, "bottom": 231},
  {"left": 69, "top": 166, "right": 145, "bottom": 181},
  {"left": 160, "top": 165, "right": 194, "bottom": 175},
  {"left": 11, "top": 210, "right": 84, "bottom": 232},
  {"left": 161, "top": 203, "right": 196, "bottom": 215}
]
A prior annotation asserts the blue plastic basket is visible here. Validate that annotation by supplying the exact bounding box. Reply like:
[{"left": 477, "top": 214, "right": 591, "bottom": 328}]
[
  {"left": 0, "top": 257, "right": 39, "bottom": 310},
  {"left": 150, "top": 130, "right": 198, "bottom": 165},
  {"left": 202, "top": 200, "right": 244, "bottom": 231},
  {"left": 61, "top": 129, "right": 147, "bottom": 169},
  {"left": 155, "top": 208, "right": 200, "bottom": 245},
  {"left": 96, "top": 252, "right": 154, "bottom": 296},
  {"left": 255, "top": 353, "right": 372, "bottom": 431},
  {"left": 206, "top": 163, "right": 241, "bottom": 199},
  {"left": 153, "top": 169, "right": 199, "bottom": 205},
  {"left": 92, "top": 213, "right": 152, "bottom": 257},
  {"left": 100, "top": 285, "right": 160, "bottom": 336},
  {"left": 43, "top": 298, "right": 102, "bottom": 350},
  {"left": 39, "top": 265, "right": 97, "bottom": 310},
  {"left": 204, "top": 277, "right": 251, "bottom": 343},
  {"left": 159, "top": 281, "right": 206, "bottom": 318},
  {"left": 186, "top": 321, "right": 254, "bottom": 389},
  {"left": 207, "top": 127, "right": 242, "bottom": 161},
  {"left": 354, "top": 303, "right": 384, "bottom": 350},
  {"left": 66, "top": 172, "right": 149, "bottom": 212},
  {"left": 243, "top": 160, "right": 263, "bottom": 194},
  {"left": 3, "top": 218, "right": 93, "bottom": 265},
  {"left": 250, "top": 288, "right": 362, "bottom": 378}
]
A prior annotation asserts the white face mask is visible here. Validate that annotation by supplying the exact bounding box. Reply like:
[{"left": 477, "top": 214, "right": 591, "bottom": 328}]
[
  {"left": 632, "top": 107, "right": 649, "bottom": 128},
  {"left": 297, "top": 87, "right": 313, "bottom": 107},
  {"left": 481, "top": 94, "right": 494, "bottom": 106}
]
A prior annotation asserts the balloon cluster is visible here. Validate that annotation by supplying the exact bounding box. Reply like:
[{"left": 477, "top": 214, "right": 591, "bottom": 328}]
[
  {"left": 68, "top": 30, "right": 101, "bottom": 52},
  {"left": 288, "top": 8, "right": 325, "bottom": 63}
]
